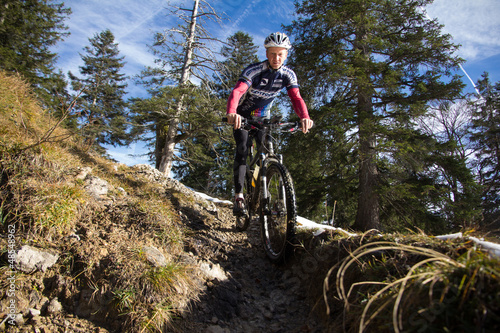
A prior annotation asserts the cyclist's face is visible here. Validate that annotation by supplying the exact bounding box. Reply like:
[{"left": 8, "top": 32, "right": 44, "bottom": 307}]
[{"left": 266, "top": 47, "right": 288, "bottom": 69}]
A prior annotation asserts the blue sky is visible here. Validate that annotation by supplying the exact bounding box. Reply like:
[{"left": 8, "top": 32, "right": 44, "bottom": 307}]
[{"left": 52, "top": 0, "right": 500, "bottom": 166}]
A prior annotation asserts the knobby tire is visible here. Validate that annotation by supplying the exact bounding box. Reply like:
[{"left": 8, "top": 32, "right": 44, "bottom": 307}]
[{"left": 260, "top": 159, "right": 297, "bottom": 263}]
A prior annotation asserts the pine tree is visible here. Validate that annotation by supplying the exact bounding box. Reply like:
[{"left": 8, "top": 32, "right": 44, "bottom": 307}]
[
  {"left": 177, "top": 31, "right": 260, "bottom": 198},
  {"left": 415, "top": 100, "right": 482, "bottom": 230},
  {"left": 282, "top": 101, "right": 358, "bottom": 226},
  {"left": 69, "top": 29, "right": 128, "bottom": 152},
  {"left": 285, "top": 0, "right": 464, "bottom": 231},
  {"left": 170, "top": 83, "right": 226, "bottom": 191},
  {"left": 0, "top": 0, "right": 71, "bottom": 109},
  {"left": 214, "top": 31, "right": 259, "bottom": 99},
  {"left": 470, "top": 73, "right": 500, "bottom": 228}
]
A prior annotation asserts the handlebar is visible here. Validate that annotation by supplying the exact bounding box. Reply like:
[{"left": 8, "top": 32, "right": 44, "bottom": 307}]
[{"left": 222, "top": 116, "right": 301, "bottom": 133}]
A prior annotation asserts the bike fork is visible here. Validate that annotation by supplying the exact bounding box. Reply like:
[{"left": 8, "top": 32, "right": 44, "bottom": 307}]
[
  {"left": 260, "top": 153, "right": 268, "bottom": 209},
  {"left": 276, "top": 154, "right": 286, "bottom": 207}
]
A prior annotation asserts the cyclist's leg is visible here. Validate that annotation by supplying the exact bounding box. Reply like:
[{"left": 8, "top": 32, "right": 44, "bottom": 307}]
[
  {"left": 254, "top": 128, "right": 265, "bottom": 149},
  {"left": 233, "top": 128, "right": 250, "bottom": 215},
  {"left": 233, "top": 128, "right": 250, "bottom": 194}
]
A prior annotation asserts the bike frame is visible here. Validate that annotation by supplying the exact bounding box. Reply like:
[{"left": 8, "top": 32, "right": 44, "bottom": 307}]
[
  {"left": 224, "top": 116, "right": 300, "bottom": 262},
  {"left": 243, "top": 119, "right": 297, "bottom": 215}
]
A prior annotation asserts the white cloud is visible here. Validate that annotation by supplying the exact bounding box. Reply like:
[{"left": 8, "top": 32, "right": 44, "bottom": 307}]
[
  {"left": 57, "top": 0, "right": 175, "bottom": 87},
  {"left": 117, "top": 41, "right": 156, "bottom": 71},
  {"left": 426, "top": 0, "right": 500, "bottom": 61},
  {"left": 105, "top": 143, "right": 150, "bottom": 166}
]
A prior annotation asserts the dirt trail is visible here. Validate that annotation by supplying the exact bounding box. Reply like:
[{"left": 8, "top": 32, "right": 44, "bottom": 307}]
[
  {"left": 177, "top": 205, "right": 325, "bottom": 332},
  {"left": 0, "top": 163, "right": 328, "bottom": 333}
]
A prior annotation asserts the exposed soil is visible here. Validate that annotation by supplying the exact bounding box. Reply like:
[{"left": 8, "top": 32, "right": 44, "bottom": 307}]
[
  {"left": 2, "top": 162, "right": 499, "bottom": 333},
  {"left": 175, "top": 204, "right": 325, "bottom": 333},
  {"left": 0, "top": 164, "right": 328, "bottom": 333}
]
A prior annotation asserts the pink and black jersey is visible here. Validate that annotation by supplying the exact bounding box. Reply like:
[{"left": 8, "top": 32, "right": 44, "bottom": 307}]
[
  {"left": 236, "top": 60, "right": 299, "bottom": 118},
  {"left": 226, "top": 60, "right": 310, "bottom": 120}
]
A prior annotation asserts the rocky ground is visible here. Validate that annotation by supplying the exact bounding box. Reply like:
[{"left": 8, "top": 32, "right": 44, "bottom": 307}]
[
  {"left": 176, "top": 204, "right": 325, "bottom": 333},
  {"left": 1, "top": 164, "right": 328, "bottom": 333},
  {"left": 3, "top": 163, "right": 498, "bottom": 333},
  {"left": 1, "top": 205, "right": 327, "bottom": 333}
]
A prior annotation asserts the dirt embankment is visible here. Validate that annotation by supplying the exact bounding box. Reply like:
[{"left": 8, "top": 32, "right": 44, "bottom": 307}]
[
  {"left": 0, "top": 163, "right": 328, "bottom": 333},
  {"left": 2, "top": 161, "right": 499, "bottom": 333}
]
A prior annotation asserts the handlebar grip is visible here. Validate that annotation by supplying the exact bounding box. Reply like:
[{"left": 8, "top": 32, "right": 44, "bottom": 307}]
[{"left": 222, "top": 116, "right": 249, "bottom": 125}]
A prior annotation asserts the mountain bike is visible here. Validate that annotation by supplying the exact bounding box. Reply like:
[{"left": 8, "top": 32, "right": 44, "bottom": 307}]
[{"left": 223, "top": 116, "right": 300, "bottom": 263}]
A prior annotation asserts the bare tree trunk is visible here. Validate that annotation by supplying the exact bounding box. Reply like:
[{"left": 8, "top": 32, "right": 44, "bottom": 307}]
[
  {"left": 158, "top": 102, "right": 183, "bottom": 174},
  {"left": 155, "top": 122, "right": 166, "bottom": 169},
  {"left": 158, "top": 0, "right": 199, "bottom": 175}
]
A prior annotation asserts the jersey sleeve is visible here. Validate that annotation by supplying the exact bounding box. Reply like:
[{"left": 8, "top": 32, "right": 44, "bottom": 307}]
[
  {"left": 287, "top": 87, "right": 310, "bottom": 119},
  {"left": 284, "top": 67, "right": 299, "bottom": 90},
  {"left": 239, "top": 62, "right": 263, "bottom": 87},
  {"left": 226, "top": 81, "right": 249, "bottom": 115}
]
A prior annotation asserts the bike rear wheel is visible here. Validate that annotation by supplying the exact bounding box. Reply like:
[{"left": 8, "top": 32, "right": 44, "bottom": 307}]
[{"left": 260, "top": 159, "right": 297, "bottom": 263}]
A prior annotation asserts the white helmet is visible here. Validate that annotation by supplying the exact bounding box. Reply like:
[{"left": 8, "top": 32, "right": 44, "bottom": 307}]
[{"left": 264, "top": 32, "right": 292, "bottom": 49}]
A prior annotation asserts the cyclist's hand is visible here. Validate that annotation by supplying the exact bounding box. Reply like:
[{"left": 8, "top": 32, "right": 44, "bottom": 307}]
[
  {"left": 227, "top": 113, "right": 242, "bottom": 130},
  {"left": 301, "top": 118, "right": 313, "bottom": 133}
]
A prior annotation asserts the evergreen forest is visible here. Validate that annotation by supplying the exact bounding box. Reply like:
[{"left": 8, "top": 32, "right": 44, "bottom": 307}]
[{"left": 1, "top": 0, "right": 499, "bottom": 236}]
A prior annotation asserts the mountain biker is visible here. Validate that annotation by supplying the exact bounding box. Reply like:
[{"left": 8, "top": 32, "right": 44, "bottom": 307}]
[{"left": 226, "top": 32, "right": 314, "bottom": 216}]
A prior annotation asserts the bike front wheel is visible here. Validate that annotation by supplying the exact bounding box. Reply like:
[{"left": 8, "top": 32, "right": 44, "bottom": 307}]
[{"left": 260, "top": 159, "right": 297, "bottom": 263}]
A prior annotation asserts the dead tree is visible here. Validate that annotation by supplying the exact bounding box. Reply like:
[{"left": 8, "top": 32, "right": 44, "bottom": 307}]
[{"left": 141, "top": 0, "right": 224, "bottom": 176}]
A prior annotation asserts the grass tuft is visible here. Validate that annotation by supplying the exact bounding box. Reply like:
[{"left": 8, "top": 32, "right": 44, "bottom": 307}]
[{"left": 324, "top": 240, "right": 500, "bottom": 332}]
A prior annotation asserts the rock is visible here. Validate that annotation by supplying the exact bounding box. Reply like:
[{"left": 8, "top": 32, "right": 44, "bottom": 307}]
[
  {"left": 46, "top": 298, "right": 63, "bottom": 315},
  {"left": 100, "top": 247, "right": 109, "bottom": 257},
  {"left": 14, "top": 313, "right": 24, "bottom": 325},
  {"left": 142, "top": 246, "right": 167, "bottom": 267},
  {"left": 14, "top": 245, "right": 59, "bottom": 273},
  {"left": 29, "top": 290, "right": 41, "bottom": 308},
  {"left": 75, "top": 167, "right": 92, "bottom": 180},
  {"left": 84, "top": 175, "right": 109, "bottom": 199},
  {"left": 68, "top": 232, "right": 81, "bottom": 241},
  {"left": 199, "top": 260, "right": 227, "bottom": 281},
  {"left": 132, "top": 164, "right": 216, "bottom": 211},
  {"left": 39, "top": 296, "right": 49, "bottom": 311},
  {"left": 29, "top": 308, "right": 41, "bottom": 318}
]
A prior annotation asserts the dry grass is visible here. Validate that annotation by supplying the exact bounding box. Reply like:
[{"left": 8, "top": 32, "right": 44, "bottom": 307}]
[
  {"left": 107, "top": 248, "right": 199, "bottom": 332},
  {"left": 0, "top": 70, "right": 201, "bottom": 332},
  {"left": 322, "top": 236, "right": 500, "bottom": 332},
  {"left": 0, "top": 71, "right": 75, "bottom": 152}
]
